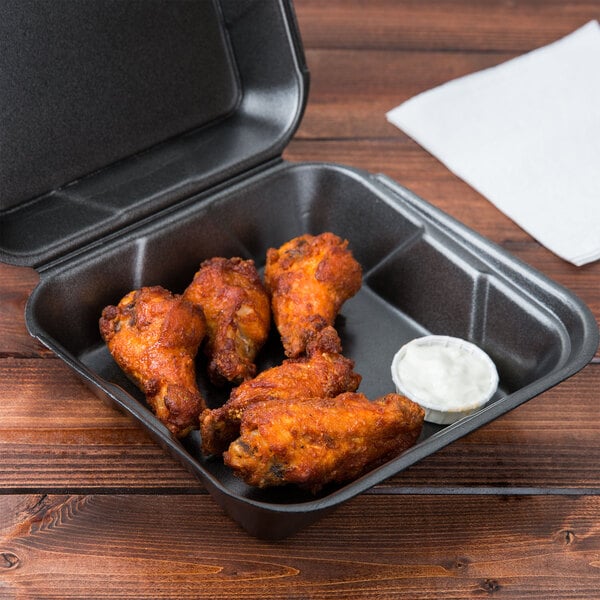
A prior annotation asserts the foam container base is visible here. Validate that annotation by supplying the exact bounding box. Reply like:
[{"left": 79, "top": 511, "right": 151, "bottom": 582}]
[{"left": 25, "top": 161, "right": 598, "bottom": 538}]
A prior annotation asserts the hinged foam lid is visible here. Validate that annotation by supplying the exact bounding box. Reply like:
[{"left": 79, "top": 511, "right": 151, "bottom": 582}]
[{"left": 0, "top": 0, "right": 308, "bottom": 267}]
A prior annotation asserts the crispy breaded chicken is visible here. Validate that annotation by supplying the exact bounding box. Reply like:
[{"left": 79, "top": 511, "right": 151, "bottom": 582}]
[
  {"left": 224, "top": 392, "right": 425, "bottom": 493},
  {"left": 183, "top": 257, "right": 270, "bottom": 386},
  {"left": 199, "top": 326, "right": 361, "bottom": 455},
  {"left": 264, "top": 232, "right": 362, "bottom": 358},
  {"left": 99, "top": 286, "right": 206, "bottom": 437}
]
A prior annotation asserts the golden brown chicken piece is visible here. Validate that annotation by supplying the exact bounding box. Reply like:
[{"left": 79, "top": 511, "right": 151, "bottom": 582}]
[
  {"left": 99, "top": 286, "right": 206, "bottom": 437},
  {"left": 183, "top": 257, "right": 270, "bottom": 386},
  {"left": 224, "top": 392, "right": 425, "bottom": 493},
  {"left": 265, "top": 232, "right": 362, "bottom": 358},
  {"left": 199, "top": 326, "right": 361, "bottom": 455}
]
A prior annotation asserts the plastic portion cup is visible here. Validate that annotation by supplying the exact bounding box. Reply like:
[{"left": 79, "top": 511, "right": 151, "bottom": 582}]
[{"left": 391, "top": 335, "right": 499, "bottom": 425}]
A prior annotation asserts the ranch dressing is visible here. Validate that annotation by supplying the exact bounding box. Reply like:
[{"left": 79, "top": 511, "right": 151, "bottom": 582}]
[
  {"left": 397, "top": 343, "right": 491, "bottom": 410},
  {"left": 391, "top": 336, "right": 499, "bottom": 424}
]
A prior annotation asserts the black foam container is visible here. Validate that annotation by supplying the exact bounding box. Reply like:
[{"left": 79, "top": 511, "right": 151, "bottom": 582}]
[{"left": 1, "top": 0, "right": 597, "bottom": 539}]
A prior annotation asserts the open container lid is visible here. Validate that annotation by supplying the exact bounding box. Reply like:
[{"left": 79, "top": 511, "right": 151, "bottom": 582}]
[{"left": 0, "top": 0, "right": 308, "bottom": 267}]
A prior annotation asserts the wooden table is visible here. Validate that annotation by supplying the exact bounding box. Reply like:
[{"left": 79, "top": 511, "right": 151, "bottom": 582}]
[{"left": 2, "top": 1, "right": 599, "bottom": 598}]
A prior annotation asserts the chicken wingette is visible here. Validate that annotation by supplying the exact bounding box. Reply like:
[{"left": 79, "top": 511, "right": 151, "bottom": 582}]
[
  {"left": 184, "top": 257, "right": 270, "bottom": 386},
  {"left": 99, "top": 286, "right": 206, "bottom": 437},
  {"left": 199, "top": 326, "right": 361, "bottom": 455},
  {"left": 264, "top": 232, "right": 362, "bottom": 358},
  {"left": 224, "top": 392, "right": 425, "bottom": 493}
]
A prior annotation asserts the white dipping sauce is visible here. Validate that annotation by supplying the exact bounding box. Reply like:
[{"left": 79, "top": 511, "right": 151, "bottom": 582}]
[
  {"left": 397, "top": 343, "right": 491, "bottom": 410},
  {"left": 391, "top": 336, "right": 499, "bottom": 424}
]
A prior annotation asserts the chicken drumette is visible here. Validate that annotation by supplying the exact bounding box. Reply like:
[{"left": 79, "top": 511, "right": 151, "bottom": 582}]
[
  {"left": 199, "top": 326, "right": 361, "bottom": 455},
  {"left": 99, "top": 286, "right": 206, "bottom": 437},
  {"left": 224, "top": 392, "right": 425, "bottom": 493},
  {"left": 183, "top": 257, "right": 270, "bottom": 386},
  {"left": 265, "top": 232, "right": 362, "bottom": 358}
]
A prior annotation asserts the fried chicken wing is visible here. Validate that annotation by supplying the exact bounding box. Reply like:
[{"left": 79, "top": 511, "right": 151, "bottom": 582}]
[
  {"left": 265, "top": 232, "right": 362, "bottom": 358},
  {"left": 99, "top": 286, "right": 206, "bottom": 437},
  {"left": 183, "top": 257, "right": 270, "bottom": 386},
  {"left": 199, "top": 326, "right": 361, "bottom": 455},
  {"left": 224, "top": 392, "right": 425, "bottom": 493}
]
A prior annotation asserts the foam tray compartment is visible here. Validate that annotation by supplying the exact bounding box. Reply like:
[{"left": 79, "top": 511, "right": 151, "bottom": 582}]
[{"left": 26, "top": 161, "right": 598, "bottom": 538}]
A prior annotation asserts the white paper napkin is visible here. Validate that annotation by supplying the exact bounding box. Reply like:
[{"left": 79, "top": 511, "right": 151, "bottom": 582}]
[{"left": 386, "top": 20, "right": 600, "bottom": 266}]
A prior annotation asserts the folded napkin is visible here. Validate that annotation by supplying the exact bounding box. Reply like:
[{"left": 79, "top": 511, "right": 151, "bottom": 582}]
[{"left": 386, "top": 20, "right": 600, "bottom": 266}]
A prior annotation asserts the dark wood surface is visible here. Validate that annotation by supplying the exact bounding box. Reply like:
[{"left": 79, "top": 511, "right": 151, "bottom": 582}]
[{"left": 1, "top": 2, "right": 599, "bottom": 598}]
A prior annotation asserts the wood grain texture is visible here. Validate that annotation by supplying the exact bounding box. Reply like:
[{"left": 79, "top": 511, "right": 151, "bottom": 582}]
[
  {"left": 0, "top": 264, "right": 46, "bottom": 357},
  {"left": 1, "top": 0, "right": 599, "bottom": 596},
  {"left": 1, "top": 494, "right": 599, "bottom": 599},
  {"left": 294, "top": 0, "right": 599, "bottom": 51}
]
